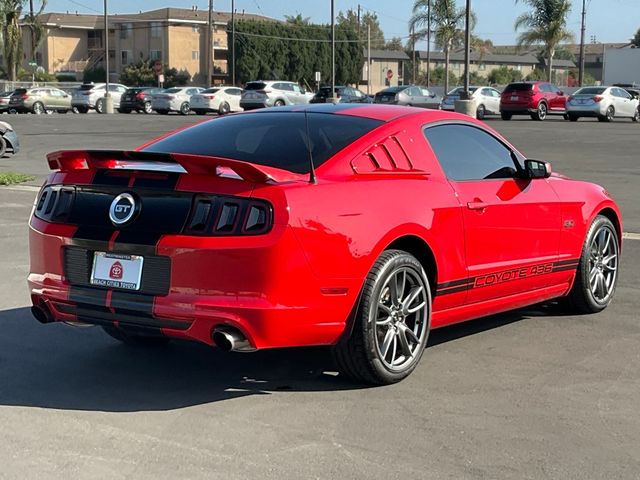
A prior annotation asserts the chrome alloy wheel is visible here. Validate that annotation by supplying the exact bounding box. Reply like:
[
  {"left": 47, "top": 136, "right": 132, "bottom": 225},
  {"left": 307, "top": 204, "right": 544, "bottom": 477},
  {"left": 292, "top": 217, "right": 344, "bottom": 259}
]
[
  {"left": 374, "top": 267, "right": 429, "bottom": 371},
  {"left": 588, "top": 224, "right": 618, "bottom": 303}
]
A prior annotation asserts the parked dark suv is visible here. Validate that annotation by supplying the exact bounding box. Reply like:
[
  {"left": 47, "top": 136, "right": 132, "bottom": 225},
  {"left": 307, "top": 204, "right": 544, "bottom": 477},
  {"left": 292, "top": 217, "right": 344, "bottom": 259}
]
[
  {"left": 500, "top": 81, "right": 569, "bottom": 121},
  {"left": 118, "top": 87, "right": 164, "bottom": 114}
]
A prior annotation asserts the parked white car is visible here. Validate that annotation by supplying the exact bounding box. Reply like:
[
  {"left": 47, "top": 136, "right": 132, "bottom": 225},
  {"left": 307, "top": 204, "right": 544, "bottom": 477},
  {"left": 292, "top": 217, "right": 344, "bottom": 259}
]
[
  {"left": 567, "top": 86, "right": 640, "bottom": 122},
  {"left": 190, "top": 86, "right": 243, "bottom": 115},
  {"left": 240, "top": 81, "right": 314, "bottom": 110},
  {"left": 72, "top": 83, "right": 128, "bottom": 113},
  {"left": 441, "top": 86, "right": 502, "bottom": 119},
  {"left": 152, "top": 86, "right": 205, "bottom": 115}
]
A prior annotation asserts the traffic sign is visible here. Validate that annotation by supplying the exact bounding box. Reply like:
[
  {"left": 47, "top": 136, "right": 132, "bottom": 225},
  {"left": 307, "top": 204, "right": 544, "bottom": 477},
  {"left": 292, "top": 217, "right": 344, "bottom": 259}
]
[{"left": 386, "top": 69, "right": 393, "bottom": 80}]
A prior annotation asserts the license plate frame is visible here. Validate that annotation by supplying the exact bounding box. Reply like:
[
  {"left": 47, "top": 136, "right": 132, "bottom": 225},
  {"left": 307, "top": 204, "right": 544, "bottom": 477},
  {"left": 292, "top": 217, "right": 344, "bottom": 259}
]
[
  {"left": 90, "top": 252, "right": 144, "bottom": 291},
  {"left": 510, "top": 96, "right": 519, "bottom": 101}
]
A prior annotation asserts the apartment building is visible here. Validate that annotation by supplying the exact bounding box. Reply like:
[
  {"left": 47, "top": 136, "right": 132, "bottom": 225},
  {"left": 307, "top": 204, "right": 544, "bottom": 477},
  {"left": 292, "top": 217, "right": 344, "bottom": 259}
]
[
  {"left": 21, "top": 7, "right": 273, "bottom": 84},
  {"left": 416, "top": 51, "right": 541, "bottom": 79}
]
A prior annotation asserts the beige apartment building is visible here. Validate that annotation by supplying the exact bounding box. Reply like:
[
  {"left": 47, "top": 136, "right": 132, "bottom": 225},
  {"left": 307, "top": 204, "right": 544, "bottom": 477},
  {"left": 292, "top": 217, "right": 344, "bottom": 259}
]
[{"left": 21, "top": 8, "right": 272, "bottom": 84}]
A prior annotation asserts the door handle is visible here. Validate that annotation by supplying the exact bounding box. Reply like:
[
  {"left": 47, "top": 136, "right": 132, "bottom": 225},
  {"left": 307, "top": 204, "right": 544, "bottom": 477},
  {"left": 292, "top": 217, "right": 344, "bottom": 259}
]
[{"left": 467, "top": 201, "right": 488, "bottom": 210}]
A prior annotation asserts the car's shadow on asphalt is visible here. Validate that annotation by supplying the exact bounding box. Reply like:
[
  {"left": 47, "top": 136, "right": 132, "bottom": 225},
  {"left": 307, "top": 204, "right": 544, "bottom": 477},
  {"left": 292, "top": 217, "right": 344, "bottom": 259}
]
[{"left": 0, "top": 302, "right": 570, "bottom": 412}]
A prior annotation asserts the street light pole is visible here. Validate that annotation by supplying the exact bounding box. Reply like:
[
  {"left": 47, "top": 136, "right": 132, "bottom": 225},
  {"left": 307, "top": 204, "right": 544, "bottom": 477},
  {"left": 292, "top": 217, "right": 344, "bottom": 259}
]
[
  {"left": 206, "top": 0, "right": 213, "bottom": 88},
  {"left": 462, "top": 0, "right": 471, "bottom": 99},
  {"left": 231, "top": 0, "right": 236, "bottom": 85},
  {"left": 578, "top": 0, "right": 586, "bottom": 86},
  {"left": 331, "top": 0, "right": 336, "bottom": 103},
  {"left": 426, "top": 0, "right": 431, "bottom": 87}
]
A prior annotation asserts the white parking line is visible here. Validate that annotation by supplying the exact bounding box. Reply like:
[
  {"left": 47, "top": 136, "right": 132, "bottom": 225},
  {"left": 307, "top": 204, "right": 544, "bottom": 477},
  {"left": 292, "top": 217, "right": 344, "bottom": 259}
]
[
  {"left": 2, "top": 185, "right": 40, "bottom": 193},
  {"left": 623, "top": 232, "right": 640, "bottom": 241}
]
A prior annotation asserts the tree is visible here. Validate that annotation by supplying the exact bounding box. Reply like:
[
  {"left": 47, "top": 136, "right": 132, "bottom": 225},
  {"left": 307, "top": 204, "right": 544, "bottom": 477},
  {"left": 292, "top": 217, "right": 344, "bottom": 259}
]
[
  {"left": 410, "top": 0, "right": 473, "bottom": 96},
  {"left": 285, "top": 14, "right": 311, "bottom": 25},
  {"left": 384, "top": 37, "right": 404, "bottom": 51},
  {"left": 514, "top": 0, "right": 575, "bottom": 81},
  {"left": 419, "top": 66, "right": 458, "bottom": 89},
  {"left": 24, "top": 0, "right": 47, "bottom": 62},
  {"left": 632, "top": 27, "right": 640, "bottom": 47},
  {"left": 120, "top": 60, "right": 156, "bottom": 86},
  {"left": 488, "top": 65, "right": 523, "bottom": 85},
  {"left": 337, "top": 9, "right": 385, "bottom": 48},
  {"left": 0, "top": 0, "right": 46, "bottom": 80}
]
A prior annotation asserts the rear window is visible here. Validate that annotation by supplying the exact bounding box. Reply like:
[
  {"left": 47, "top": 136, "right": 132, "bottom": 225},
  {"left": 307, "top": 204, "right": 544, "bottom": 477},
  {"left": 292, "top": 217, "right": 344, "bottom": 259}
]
[
  {"left": 12, "top": 88, "right": 27, "bottom": 95},
  {"left": 202, "top": 88, "right": 220, "bottom": 94},
  {"left": 316, "top": 87, "right": 345, "bottom": 97},
  {"left": 245, "top": 82, "right": 267, "bottom": 90},
  {"left": 575, "top": 87, "right": 606, "bottom": 95},
  {"left": 504, "top": 83, "right": 533, "bottom": 93},
  {"left": 143, "top": 112, "right": 383, "bottom": 174},
  {"left": 379, "top": 87, "right": 403, "bottom": 94},
  {"left": 80, "top": 84, "right": 99, "bottom": 91},
  {"left": 164, "top": 88, "right": 182, "bottom": 94}
]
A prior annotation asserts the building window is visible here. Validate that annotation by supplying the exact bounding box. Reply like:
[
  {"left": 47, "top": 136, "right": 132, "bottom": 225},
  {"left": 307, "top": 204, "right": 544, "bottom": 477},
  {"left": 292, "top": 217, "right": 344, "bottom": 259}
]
[
  {"left": 151, "top": 22, "right": 162, "bottom": 38},
  {"left": 121, "top": 50, "right": 132, "bottom": 65},
  {"left": 192, "top": 50, "right": 200, "bottom": 61},
  {"left": 119, "top": 23, "right": 132, "bottom": 39},
  {"left": 150, "top": 50, "right": 162, "bottom": 61},
  {"left": 192, "top": 25, "right": 200, "bottom": 33}
]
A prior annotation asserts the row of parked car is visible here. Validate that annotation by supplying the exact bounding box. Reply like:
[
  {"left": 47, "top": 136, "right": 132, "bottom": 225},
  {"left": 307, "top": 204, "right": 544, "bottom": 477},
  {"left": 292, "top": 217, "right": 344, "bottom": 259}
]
[{"left": 1, "top": 80, "right": 638, "bottom": 122}]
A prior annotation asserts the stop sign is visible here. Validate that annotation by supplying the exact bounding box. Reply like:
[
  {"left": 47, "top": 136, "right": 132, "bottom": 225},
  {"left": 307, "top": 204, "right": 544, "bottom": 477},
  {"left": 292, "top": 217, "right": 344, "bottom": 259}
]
[
  {"left": 386, "top": 69, "right": 393, "bottom": 80},
  {"left": 153, "top": 61, "right": 163, "bottom": 75}
]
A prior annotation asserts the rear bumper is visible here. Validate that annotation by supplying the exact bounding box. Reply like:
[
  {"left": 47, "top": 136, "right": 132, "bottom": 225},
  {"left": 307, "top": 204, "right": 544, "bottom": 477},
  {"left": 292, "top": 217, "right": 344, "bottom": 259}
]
[
  {"left": 28, "top": 216, "right": 358, "bottom": 349},
  {"left": 566, "top": 104, "right": 606, "bottom": 116},
  {"left": 500, "top": 105, "right": 537, "bottom": 114}
]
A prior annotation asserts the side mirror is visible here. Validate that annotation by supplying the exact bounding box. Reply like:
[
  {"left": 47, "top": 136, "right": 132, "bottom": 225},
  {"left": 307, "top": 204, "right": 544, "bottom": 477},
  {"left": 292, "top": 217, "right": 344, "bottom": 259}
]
[{"left": 524, "top": 159, "right": 552, "bottom": 179}]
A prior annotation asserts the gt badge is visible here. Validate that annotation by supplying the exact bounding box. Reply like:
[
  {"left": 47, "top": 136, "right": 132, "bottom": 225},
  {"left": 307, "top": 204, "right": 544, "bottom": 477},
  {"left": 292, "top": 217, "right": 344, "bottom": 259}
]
[{"left": 109, "top": 193, "right": 137, "bottom": 226}]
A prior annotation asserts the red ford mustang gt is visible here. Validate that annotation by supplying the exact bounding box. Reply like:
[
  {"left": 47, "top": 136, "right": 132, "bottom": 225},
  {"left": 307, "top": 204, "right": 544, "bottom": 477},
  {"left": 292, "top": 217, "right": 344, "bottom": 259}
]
[{"left": 28, "top": 104, "right": 622, "bottom": 384}]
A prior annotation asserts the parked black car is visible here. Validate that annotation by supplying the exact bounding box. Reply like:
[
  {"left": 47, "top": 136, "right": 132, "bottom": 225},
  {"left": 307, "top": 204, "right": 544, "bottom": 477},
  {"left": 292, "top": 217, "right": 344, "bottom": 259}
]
[
  {"left": 118, "top": 87, "right": 164, "bottom": 114},
  {"left": 310, "top": 86, "right": 371, "bottom": 104}
]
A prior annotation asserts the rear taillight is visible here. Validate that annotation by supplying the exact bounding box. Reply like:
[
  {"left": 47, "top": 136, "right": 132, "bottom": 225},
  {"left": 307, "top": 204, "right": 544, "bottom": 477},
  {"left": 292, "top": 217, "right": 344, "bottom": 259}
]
[
  {"left": 204, "top": 95, "right": 215, "bottom": 99},
  {"left": 257, "top": 89, "right": 272, "bottom": 94},
  {"left": 568, "top": 95, "right": 574, "bottom": 102},
  {"left": 82, "top": 91, "right": 92, "bottom": 96},
  {"left": 21, "top": 94, "right": 29, "bottom": 100},
  {"left": 34, "top": 186, "right": 75, "bottom": 223},
  {"left": 593, "top": 95, "right": 603, "bottom": 102},
  {"left": 183, "top": 195, "right": 273, "bottom": 236},
  {"left": 167, "top": 95, "right": 175, "bottom": 100}
]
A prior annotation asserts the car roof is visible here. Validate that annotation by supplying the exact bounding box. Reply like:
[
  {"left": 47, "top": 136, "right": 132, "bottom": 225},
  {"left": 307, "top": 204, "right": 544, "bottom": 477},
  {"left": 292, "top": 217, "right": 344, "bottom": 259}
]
[{"left": 245, "top": 103, "right": 471, "bottom": 123}]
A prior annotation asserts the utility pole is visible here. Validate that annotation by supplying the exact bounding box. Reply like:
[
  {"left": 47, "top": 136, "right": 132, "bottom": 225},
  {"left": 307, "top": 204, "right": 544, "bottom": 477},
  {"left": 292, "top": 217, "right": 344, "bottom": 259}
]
[
  {"left": 412, "top": 25, "right": 416, "bottom": 84},
  {"left": 103, "top": 0, "right": 113, "bottom": 113},
  {"left": 331, "top": 0, "right": 336, "bottom": 102},
  {"left": 231, "top": 0, "right": 236, "bottom": 85},
  {"left": 357, "top": 4, "right": 361, "bottom": 36},
  {"left": 426, "top": 0, "right": 431, "bottom": 87},
  {"left": 578, "top": 0, "right": 586, "bottom": 86},
  {"left": 367, "top": 24, "right": 371, "bottom": 95},
  {"left": 206, "top": 0, "right": 213, "bottom": 87},
  {"left": 463, "top": 0, "right": 471, "bottom": 98}
]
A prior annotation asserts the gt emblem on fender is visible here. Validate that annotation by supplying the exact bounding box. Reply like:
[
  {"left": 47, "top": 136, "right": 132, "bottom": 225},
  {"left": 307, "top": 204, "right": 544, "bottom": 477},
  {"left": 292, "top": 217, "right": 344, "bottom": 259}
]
[{"left": 109, "top": 261, "right": 123, "bottom": 280}]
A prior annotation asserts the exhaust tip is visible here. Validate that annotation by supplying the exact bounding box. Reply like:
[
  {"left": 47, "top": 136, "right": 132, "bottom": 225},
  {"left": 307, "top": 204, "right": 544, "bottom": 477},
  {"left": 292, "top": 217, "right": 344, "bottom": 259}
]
[
  {"left": 212, "top": 326, "right": 256, "bottom": 352},
  {"left": 31, "top": 304, "right": 52, "bottom": 324}
]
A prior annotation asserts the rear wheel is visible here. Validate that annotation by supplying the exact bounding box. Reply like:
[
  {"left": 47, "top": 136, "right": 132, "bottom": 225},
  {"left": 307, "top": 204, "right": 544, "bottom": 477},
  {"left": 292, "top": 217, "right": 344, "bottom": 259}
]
[
  {"left": 476, "top": 104, "right": 486, "bottom": 120},
  {"left": 102, "top": 325, "right": 170, "bottom": 347},
  {"left": 332, "top": 250, "right": 431, "bottom": 385},
  {"left": 500, "top": 112, "right": 512, "bottom": 121},
  {"left": 532, "top": 102, "right": 547, "bottom": 121},
  {"left": 218, "top": 101, "right": 231, "bottom": 115},
  {"left": 599, "top": 106, "right": 615, "bottom": 122},
  {"left": 156, "top": 109, "right": 168, "bottom": 115},
  {"left": 32, "top": 101, "right": 45, "bottom": 115},
  {"left": 179, "top": 102, "right": 190, "bottom": 115},
  {"left": 95, "top": 98, "right": 105, "bottom": 114},
  {"left": 194, "top": 109, "right": 206, "bottom": 115},
  {"left": 143, "top": 101, "right": 153, "bottom": 114},
  {"left": 567, "top": 215, "right": 619, "bottom": 313},
  {"left": 568, "top": 114, "right": 579, "bottom": 122},
  {"left": 274, "top": 99, "right": 285, "bottom": 107},
  {"left": 118, "top": 108, "right": 131, "bottom": 114},
  {"left": 0, "top": 136, "right": 7, "bottom": 157}
]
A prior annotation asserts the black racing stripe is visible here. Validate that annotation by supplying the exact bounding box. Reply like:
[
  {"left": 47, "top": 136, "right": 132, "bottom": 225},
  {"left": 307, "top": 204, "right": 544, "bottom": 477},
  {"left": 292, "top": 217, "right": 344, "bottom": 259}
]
[
  {"left": 435, "top": 284, "right": 471, "bottom": 297},
  {"left": 68, "top": 286, "right": 108, "bottom": 308},
  {"left": 109, "top": 290, "right": 155, "bottom": 316},
  {"left": 554, "top": 259, "right": 580, "bottom": 267},
  {"left": 437, "top": 278, "right": 473, "bottom": 289},
  {"left": 553, "top": 265, "right": 579, "bottom": 273}
]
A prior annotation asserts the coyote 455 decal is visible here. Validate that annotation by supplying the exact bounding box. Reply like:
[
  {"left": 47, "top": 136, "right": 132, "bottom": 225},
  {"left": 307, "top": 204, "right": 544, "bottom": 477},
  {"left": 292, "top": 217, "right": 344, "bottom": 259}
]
[{"left": 475, "top": 263, "right": 555, "bottom": 288}]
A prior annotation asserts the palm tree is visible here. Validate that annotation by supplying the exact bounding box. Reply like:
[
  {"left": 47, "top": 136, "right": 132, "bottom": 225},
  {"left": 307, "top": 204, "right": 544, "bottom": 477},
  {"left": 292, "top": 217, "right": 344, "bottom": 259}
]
[
  {"left": 410, "top": 0, "right": 471, "bottom": 94},
  {"left": 514, "top": 0, "right": 574, "bottom": 82},
  {"left": 0, "top": 0, "right": 46, "bottom": 80}
]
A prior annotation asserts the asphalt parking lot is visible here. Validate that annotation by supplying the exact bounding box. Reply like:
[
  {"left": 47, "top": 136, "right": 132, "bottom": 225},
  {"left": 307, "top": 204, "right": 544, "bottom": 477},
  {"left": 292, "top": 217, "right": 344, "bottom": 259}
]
[{"left": 0, "top": 112, "right": 639, "bottom": 479}]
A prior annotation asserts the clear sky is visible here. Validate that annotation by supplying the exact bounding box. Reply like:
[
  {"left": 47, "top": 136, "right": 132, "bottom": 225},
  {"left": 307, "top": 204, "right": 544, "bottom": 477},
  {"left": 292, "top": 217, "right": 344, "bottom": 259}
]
[{"left": 47, "top": 0, "right": 640, "bottom": 46}]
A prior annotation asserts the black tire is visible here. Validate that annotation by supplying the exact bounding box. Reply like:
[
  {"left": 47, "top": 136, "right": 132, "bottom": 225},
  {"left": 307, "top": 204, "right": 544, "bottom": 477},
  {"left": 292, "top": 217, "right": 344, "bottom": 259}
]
[
  {"left": 0, "top": 135, "right": 7, "bottom": 157},
  {"left": 143, "top": 101, "right": 153, "bottom": 114},
  {"left": 179, "top": 102, "right": 190, "bottom": 115},
  {"left": 632, "top": 108, "right": 639, "bottom": 122},
  {"left": 218, "top": 101, "right": 231, "bottom": 115},
  {"left": 156, "top": 109, "right": 168, "bottom": 115},
  {"left": 599, "top": 105, "right": 614, "bottom": 122},
  {"left": 32, "top": 101, "right": 45, "bottom": 115},
  {"left": 332, "top": 250, "right": 431, "bottom": 385},
  {"left": 118, "top": 108, "right": 131, "bottom": 114},
  {"left": 532, "top": 102, "right": 547, "bottom": 121},
  {"left": 568, "top": 114, "right": 579, "bottom": 122},
  {"left": 102, "top": 325, "right": 170, "bottom": 347},
  {"left": 58, "top": 109, "right": 69, "bottom": 114},
  {"left": 500, "top": 112, "right": 512, "bottom": 121},
  {"left": 73, "top": 106, "right": 84, "bottom": 114},
  {"left": 95, "top": 98, "right": 104, "bottom": 114},
  {"left": 476, "top": 104, "right": 486, "bottom": 120},
  {"left": 193, "top": 109, "right": 206, "bottom": 115},
  {"left": 274, "top": 99, "right": 285, "bottom": 107},
  {"left": 567, "top": 215, "right": 620, "bottom": 314}
]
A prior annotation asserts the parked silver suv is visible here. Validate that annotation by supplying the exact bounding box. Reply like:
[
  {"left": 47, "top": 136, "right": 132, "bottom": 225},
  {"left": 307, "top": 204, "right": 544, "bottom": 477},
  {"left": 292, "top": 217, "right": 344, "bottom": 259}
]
[
  {"left": 72, "top": 83, "right": 128, "bottom": 113},
  {"left": 240, "top": 81, "right": 313, "bottom": 110}
]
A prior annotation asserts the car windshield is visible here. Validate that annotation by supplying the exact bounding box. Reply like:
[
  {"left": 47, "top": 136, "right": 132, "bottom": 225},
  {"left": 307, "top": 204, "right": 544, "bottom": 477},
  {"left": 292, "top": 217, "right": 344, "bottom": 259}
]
[
  {"left": 143, "top": 112, "right": 383, "bottom": 174},
  {"left": 575, "top": 87, "right": 606, "bottom": 95},
  {"left": 80, "top": 84, "right": 99, "bottom": 91},
  {"left": 317, "top": 87, "right": 346, "bottom": 96},
  {"left": 447, "top": 87, "right": 478, "bottom": 95},
  {"left": 245, "top": 82, "right": 267, "bottom": 90}
]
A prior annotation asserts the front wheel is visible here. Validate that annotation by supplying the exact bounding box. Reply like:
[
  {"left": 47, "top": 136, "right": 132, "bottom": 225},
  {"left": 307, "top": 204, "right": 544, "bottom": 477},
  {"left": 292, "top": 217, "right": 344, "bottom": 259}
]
[
  {"left": 179, "top": 102, "right": 190, "bottom": 115},
  {"left": 632, "top": 108, "right": 639, "bottom": 122},
  {"left": 274, "top": 99, "right": 285, "bottom": 107},
  {"left": 532, "top": 102, "right": 547, "bottom": 121},
  {"left": 332, "top": 250, "right": 431, "bottom": 385},
  {"left": 568, "top": 114, "right": 579, "bottom": 122},
  {"left": 476, "top": 104, "right": 486, "bottom": 120},
  {"left": 95, "top": 98, "right": 104, "bottom": 114},
  {"left": 218, "top": 101, "right": 230, "bottom": 115},
  {"left": 32, "top": 102, "right": 45, "bottom": 115},
  {"left": 567, "top": 215, "right": 620, "bottom": 313}
]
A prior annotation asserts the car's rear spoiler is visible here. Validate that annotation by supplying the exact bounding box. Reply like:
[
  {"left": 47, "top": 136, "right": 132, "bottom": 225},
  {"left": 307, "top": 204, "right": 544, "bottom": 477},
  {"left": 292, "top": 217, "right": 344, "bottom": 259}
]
[{"left": 46, "top": 150, "right": 305, "bottom": 184}]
